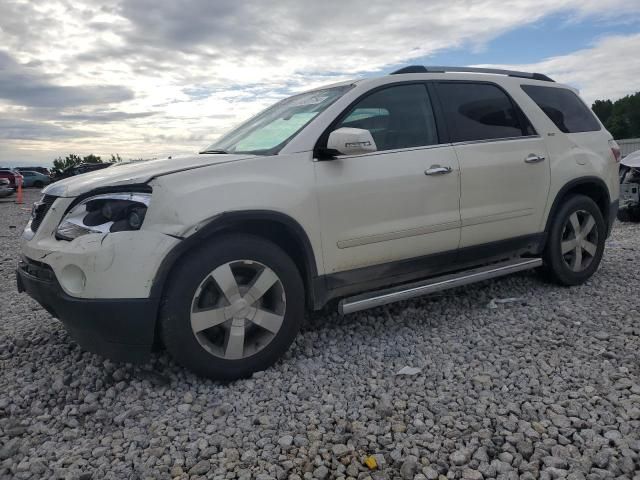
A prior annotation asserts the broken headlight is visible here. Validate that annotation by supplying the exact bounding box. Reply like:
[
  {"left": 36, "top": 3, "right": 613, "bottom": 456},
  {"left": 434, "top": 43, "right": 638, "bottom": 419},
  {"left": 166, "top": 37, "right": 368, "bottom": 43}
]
[{"left": 56, "top": 192, "right": 151, "bottom": 240}]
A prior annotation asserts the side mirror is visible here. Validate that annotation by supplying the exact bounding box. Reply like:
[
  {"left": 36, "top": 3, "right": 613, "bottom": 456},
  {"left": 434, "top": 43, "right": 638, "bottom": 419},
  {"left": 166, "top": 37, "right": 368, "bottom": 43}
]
[{"left": 326, "top": 127, "right": 377, "bottom": 156}]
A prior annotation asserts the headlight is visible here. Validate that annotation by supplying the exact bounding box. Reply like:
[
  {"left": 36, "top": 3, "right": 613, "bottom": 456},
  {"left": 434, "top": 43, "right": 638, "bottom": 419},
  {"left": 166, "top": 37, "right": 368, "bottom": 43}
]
[{"left": 56, "top": 192, "right": 151, "bottom": 240}]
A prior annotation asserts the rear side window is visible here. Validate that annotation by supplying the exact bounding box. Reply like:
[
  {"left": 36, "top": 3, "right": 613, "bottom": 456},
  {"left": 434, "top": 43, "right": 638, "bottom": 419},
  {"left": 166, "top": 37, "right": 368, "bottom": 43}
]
[
  {"left": 521, "top": 85, "right": 601, "bottom": 133},
  {"left": 437, "top": 82, "right": 533, "bottom": 142},
  {"left": 336, "top": 84, "right": 438, "bottom": 151}
]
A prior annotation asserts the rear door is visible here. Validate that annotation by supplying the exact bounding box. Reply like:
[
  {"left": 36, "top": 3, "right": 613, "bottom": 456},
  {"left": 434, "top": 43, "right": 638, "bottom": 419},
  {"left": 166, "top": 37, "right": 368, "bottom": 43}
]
[{"left": 435, "top": 81, "right": 551, "bottom": 248}]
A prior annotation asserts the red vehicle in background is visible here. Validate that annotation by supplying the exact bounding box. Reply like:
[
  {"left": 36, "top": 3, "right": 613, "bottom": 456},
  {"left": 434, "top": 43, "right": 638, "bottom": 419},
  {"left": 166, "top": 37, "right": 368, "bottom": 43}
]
[{"left": 0, "top": 169, "right": 23, "bottom": 191}]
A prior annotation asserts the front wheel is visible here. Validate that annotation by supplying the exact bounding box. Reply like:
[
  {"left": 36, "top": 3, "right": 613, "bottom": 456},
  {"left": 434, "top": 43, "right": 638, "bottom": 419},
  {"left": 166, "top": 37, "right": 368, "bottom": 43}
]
[
  {"left": 541, "top": 195, "right": 606, "bottom": 286},
  {"left": 160, "top": 234, "right": 305, "bottom": 380}
]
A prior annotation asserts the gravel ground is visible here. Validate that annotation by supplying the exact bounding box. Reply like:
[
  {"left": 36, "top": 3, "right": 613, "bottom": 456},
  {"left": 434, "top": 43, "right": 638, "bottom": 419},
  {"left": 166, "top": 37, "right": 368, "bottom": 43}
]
[{"left": 1, "top": 189, "right": 639, "bottom": 480}]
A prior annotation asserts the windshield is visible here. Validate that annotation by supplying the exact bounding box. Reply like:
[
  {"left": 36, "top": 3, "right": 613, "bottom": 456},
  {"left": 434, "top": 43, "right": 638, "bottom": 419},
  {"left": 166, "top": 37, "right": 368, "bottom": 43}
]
[{"left": 202, "top": 84, "right": 353, "bottom": 155}]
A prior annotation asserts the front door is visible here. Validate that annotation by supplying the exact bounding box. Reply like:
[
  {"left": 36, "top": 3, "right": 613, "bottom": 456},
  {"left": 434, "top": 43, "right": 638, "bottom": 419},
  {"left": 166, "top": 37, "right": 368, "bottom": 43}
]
[{"left": 314, "top": 83, "right": 461, "bottom": 276}]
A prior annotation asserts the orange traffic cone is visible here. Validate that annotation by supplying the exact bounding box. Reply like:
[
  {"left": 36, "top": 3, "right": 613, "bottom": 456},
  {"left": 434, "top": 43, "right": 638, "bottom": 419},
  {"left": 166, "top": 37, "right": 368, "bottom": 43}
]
[{"left": 16, "top": 176, "right": 23, "bottom": 205}]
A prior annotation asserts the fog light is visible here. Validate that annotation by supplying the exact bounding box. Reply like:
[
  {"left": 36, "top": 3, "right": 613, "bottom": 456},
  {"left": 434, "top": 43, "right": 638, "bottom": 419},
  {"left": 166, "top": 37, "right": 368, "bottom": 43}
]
[{"left": 60, "top": 264, "right": 86, "bottom": 294}]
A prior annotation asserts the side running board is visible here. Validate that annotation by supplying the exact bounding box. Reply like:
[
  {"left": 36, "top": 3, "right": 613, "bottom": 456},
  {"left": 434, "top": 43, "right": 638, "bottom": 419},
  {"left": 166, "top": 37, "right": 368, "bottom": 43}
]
[{"left": 338, "top": 257, "right": 542, "bottom": 315}]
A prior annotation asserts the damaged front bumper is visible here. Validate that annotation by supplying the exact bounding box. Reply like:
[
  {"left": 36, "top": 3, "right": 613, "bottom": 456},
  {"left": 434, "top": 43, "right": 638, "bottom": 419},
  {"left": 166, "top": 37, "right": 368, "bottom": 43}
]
[
  {"left": 17, "top": 194, "right": 182, "bottom": 362},
  {"left": 618, "top": 162, "right": 640, "bottom": 221},
  {"left": 16, "top": 257, "right": 158, "bottom": 362}
]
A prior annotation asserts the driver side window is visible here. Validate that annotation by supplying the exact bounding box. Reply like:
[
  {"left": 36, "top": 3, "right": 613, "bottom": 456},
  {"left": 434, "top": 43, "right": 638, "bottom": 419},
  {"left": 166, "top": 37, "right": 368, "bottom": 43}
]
[{"left": 336, "top": 84, "right": 438, "bottom": 151}]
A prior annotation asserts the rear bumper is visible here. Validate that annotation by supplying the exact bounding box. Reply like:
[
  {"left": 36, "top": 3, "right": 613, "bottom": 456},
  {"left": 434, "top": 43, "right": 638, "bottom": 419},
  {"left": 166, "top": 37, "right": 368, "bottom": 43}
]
[{"left": 16, "top": 258, "right": 157, "bottom": 363}]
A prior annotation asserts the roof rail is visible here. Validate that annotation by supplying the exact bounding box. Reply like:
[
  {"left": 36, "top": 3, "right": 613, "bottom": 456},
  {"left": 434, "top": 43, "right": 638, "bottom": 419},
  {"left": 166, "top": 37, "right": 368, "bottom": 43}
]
[{"left": 390, "top": 65, "right": 554, "bottom": 82}]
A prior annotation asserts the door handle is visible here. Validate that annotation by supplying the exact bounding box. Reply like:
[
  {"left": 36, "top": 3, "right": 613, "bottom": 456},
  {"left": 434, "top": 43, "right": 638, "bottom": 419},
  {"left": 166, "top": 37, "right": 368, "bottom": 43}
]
[
  {"left": 525, "top": 153, "right": 546, "bottom": 164},
  {"left": 425, "top": 165, "right": 453, "bottom": 176}
]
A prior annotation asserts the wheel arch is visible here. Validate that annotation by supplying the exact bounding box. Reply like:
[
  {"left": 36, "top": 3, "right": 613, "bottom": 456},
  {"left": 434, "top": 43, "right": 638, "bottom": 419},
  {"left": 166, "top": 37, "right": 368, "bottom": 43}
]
[
  {"left": 150, "top": 210, "right": 324, "bottom": 312},
  {"left": 543, "top": 176, "right": 611, "bottom": 240}
]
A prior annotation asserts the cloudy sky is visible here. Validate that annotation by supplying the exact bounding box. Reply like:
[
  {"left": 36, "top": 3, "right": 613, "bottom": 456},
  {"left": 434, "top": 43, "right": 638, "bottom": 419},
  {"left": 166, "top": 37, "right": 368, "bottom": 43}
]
[{"left": 1, "top": 0, "right": 639, "bottom": 166}]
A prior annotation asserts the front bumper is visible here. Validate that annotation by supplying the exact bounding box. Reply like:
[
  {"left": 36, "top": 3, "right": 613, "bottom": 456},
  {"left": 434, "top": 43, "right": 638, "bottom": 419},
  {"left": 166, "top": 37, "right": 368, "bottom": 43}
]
[{"left": 16, "top": 257, "right": 158, "bottom": 362}]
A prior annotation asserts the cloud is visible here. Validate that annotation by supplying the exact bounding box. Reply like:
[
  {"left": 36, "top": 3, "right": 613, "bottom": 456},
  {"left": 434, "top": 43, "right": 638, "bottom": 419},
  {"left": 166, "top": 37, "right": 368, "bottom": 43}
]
[
  {"left": 479, "top": 33, "right": 640, "bottom": 103},
  {"left": 0, "top": 50, "right": 133, "bottom": 108},
  {"left": 54, "top": 110, "right": 156, "bottom": 123},
  {"left": 97, "top": 0, "right": 640, "bottom": 80},
  {"left": 0, "top": 118, "right": 98, "bottom": 140},
  {"left": 0, "top": 0, "right": 638, "bottom": 164}
]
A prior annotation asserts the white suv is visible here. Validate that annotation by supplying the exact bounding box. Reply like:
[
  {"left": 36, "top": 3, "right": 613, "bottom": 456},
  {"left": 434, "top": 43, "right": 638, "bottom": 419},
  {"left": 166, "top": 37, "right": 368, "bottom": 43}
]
[{"left": 17, "top": 66, "right": 620, "bottom": 379}]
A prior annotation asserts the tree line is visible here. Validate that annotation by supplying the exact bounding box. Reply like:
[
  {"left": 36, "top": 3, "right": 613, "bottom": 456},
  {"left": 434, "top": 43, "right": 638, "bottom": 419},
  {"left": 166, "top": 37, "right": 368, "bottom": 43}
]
[
  {"left": 592, "top": 92, "right": 640, "bottom": 140},
  {"left": 52, "top": 153, "right": 123, "bottom": 174}
]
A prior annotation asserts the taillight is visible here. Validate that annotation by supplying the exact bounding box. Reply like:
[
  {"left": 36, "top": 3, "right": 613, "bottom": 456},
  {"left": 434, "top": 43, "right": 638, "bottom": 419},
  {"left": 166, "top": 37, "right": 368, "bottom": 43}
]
[{"left": 609, "top": 139, "right": 621, "bottom": 162}]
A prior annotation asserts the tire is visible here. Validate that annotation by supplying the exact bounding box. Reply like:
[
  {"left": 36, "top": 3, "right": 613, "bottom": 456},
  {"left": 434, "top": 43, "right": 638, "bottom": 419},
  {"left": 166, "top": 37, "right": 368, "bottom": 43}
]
[
  {"left": 33, "top": 181, "right": 44, "bottom": 189},
  {"left": 541, "top": 194, "right": 606, "bottom": 286},
  {"left": 160, "top": 234, "right": 305, "bottom": 380},
  {"left": 617, "top": 209, "right": 631, "bottom": 222},
  {"left": 618, "top": 207, "right": 640, "bottom": 223}
]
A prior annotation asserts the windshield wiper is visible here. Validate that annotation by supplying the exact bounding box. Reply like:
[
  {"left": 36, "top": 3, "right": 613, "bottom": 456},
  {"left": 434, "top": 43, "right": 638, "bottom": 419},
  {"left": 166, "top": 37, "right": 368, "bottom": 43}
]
[{"left": 200, "top": 149, "right": 229, "bottom": 154}]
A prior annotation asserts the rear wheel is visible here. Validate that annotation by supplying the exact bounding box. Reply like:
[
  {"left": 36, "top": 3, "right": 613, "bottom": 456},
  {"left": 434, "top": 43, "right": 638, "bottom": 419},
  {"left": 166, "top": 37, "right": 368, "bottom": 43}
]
[
  {"left": 542, "top": 195, "right": 606, "bottom": 286},
  {"left": 33, "top": 181, "right": 44, "bottom": 188},
  {"left": 160, "top": 234, "right": 305, "bottom": 380}
]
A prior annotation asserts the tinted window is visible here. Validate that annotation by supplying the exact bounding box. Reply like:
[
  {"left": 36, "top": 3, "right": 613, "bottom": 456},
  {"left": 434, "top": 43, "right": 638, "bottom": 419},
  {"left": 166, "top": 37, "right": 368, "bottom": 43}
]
[
  {"left": 522, "top": 85, "right": 600, "bottom": 133},
  {"left": 438, "top": 82, "right": 530, "bottom": 142},
  {"left": 336, "top": 84, "right": 438, "bottom": 151}
]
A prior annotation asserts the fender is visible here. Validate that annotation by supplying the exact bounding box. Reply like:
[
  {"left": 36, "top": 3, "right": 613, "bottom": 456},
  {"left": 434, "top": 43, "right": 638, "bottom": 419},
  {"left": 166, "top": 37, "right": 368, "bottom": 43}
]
[
  {"left": 543, "top": 176, "right": 612, "bottom": 239},
  {"left": 149, "top": 210, "right": 324, "bottom": 309}
]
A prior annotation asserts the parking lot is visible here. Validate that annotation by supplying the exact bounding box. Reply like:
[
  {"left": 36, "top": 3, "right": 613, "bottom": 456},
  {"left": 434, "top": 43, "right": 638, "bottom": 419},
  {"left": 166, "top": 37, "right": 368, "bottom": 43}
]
[{"left": 1, "top": 188, "right": 639, "bottom": 479}]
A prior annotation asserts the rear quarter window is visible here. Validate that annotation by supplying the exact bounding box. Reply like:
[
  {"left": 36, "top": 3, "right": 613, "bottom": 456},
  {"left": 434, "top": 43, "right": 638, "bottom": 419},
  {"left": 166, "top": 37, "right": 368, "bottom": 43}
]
[{"left": 521, "top": 85, "right": 601, "bottom": 133}]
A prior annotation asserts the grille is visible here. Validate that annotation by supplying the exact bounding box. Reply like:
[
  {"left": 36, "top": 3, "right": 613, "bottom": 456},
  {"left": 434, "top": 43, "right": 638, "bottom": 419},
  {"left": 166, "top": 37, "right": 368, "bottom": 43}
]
[{"left": 31, "top": 195, "right": 57, "bottom": 233}]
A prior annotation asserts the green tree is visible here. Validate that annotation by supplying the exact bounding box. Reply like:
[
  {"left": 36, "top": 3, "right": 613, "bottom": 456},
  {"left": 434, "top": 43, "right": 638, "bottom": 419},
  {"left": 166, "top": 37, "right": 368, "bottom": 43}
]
[
  {"left": 52, "top": 154, "right": 83, "bottom": 173},
  {"left": 82, "top": 154, "right": 102, "bottom": 163},
  {"left": 52, "top": 153, "right": 106, "bottom": 174},
  {"left": 592, "top": 92, "right": 640, "bottom": 139},
  {"left": 51, "top": 153, "right": 133, "bottom": 174},
  {"left": 592, "top": 99, "right": 613, "bottom": 125}
]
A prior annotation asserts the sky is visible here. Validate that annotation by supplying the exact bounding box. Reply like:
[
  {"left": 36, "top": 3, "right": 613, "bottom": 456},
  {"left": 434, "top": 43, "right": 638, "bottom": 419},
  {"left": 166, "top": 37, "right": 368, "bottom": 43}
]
[{"left": 1, "top": 0, "right": 639, "bottom": 167}]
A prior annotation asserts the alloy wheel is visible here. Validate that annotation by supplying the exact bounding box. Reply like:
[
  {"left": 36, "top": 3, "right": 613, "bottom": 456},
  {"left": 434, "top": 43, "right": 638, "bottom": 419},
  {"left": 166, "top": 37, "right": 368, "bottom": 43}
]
[
  {"left": 190, "top": 260, "right": 286, "bottom": 360},
  {"left": 560, "top": 210, "right": 598, "bottom": 272}
]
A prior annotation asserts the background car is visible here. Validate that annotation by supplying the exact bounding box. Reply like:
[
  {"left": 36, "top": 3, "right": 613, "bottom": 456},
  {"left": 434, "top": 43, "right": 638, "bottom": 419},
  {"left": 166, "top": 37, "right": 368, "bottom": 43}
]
[
  {"left": 0, "top": 168, "right": 23, "bottom": 191},
  {"left": 0, "top": 178, "right": 13, "bottom": 198},
  {"left": 15, "top": 166, "right": 52, "bottom": 177},
  {"left": 20, "top": 170, "right": 52, "bottom": 189},
  {"left": 618, "top": 149, "right": 640, "bottom": 222},
  {"left": 52, "top": 162, "right": 112, "bottom": 181}
]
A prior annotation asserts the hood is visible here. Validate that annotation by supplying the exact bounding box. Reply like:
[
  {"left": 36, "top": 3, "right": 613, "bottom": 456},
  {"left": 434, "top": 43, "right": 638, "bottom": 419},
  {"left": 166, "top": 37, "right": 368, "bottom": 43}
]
[
  {"left": 621, "top": 150, "right": 640, "bottom": 169},
  {"left": 43, "top": 153, "right": 254, "bottom": 197}
]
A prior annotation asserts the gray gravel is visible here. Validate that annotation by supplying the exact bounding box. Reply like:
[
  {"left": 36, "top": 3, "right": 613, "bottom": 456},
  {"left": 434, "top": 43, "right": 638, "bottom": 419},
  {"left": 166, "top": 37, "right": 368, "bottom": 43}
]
[{"left": 1, "top": 189, "right": 640, "bottom": 480}]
